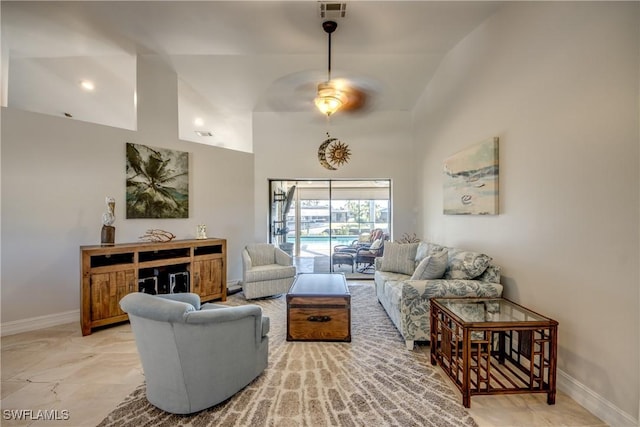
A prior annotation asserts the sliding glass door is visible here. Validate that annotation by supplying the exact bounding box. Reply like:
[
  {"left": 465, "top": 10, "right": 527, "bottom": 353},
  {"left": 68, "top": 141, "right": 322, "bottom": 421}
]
[{"left": 269, "top": 179, "right": 391, "bottom": 278}]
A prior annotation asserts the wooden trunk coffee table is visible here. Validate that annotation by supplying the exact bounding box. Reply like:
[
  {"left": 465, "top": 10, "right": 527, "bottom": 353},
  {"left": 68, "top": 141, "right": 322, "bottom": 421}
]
[
  {"left": 286, "top": 273, "right": 351, "bottom": 342},
  {"left": 430, "top": 297, "right": 558, "bottom": 408}
]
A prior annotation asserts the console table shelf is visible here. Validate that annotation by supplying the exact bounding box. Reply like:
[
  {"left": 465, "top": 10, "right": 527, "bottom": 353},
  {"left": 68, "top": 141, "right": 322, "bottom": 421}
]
[{"left": 81, "top": 238, "right": 226, "bottom": 336}]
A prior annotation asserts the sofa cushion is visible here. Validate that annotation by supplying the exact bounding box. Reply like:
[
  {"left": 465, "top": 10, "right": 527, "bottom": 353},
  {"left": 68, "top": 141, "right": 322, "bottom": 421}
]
[
  {"left": 410, "top": 250, "right": 448, "bottom": 280},
  {"left": 443, "top": 249, "right": 492, "bottom": 280},
  {"left": 381, "top": 242, "right": 419, "bottom": 275},
  {"left": 375, "top": 269, "right": 411, "bottom": 286},
  {"left": 476, "top": 264, "right": 501, "bottom": 283}
]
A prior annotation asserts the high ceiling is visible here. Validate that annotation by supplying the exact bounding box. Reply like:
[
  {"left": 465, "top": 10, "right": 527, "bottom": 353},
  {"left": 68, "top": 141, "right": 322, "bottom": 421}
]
[{"left": 2, "top": 1, "right": 501, "bottom": 152}]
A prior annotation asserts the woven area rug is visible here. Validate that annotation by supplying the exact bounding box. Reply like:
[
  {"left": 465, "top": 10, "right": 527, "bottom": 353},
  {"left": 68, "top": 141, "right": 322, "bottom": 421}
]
[{"left": 98, "top": 284, "right": 477, "bottom": 427}]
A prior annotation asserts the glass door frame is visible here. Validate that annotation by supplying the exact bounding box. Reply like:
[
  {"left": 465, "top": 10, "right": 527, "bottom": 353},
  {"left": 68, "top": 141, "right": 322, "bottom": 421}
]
[{"left": 268, "top": 179, "right": 392, "bottom": 270}]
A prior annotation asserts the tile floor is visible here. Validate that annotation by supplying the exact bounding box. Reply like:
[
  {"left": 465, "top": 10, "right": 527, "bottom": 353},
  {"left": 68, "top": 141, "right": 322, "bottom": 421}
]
[{"left": 1, "top": 285, "right": 608, "bottom": 427}]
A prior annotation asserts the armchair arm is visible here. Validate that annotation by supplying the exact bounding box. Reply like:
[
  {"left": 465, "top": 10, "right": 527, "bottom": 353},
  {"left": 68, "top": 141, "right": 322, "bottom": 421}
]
[
  {"left": 402, "top": 278, "right": 503, "bottom": 295},
  {"left": 201, "top": 304, "right": 270, "bottom": 336},
  {"left": 356, "top": 247, "right": 378, "bottom": 258},
  {"left": 157, "top": 292, "right": 201, "bottom": 310},
  {"left": 334, "top": 245, "right": 357, "bottom": 254},
  {"left": 241, "top": 249, "right": 252, "bottom": 282},
  {"left": 274, "top": 247, "right": 293, "bottom": 266},
  {"left": 185, "top": 305, "right": 266, "bottom": 344},
  {"left": 200, "top": 302, "right": 227, "bottom": 310},
  {"left": 356, "top": 247, "right": 368, "bottom": 255}
]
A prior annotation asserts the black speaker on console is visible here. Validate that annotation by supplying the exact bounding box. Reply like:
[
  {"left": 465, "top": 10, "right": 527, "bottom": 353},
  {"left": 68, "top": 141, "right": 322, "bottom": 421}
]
[
  {"left": 138, "top": 276, "right": 158, "bottom": 294},
  {"left": 169, "top": 271, "right": 190, "bottom": 293}
]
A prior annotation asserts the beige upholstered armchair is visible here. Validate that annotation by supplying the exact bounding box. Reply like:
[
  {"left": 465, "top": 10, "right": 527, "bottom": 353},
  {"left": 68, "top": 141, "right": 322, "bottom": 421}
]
[{"left": 241, "top": 243, "right": 296, "bottom": 299}]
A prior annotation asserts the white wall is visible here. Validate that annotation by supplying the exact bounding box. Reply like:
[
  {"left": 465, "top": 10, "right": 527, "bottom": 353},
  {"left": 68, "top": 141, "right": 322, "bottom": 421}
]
[
  {"left": 252, "top": 111, "right": 417, "bottom": 243},
  {"left": 413, "top": 2, "right": 639, "bottom": 424},
  {"left": 1, "top": 55, "right": 254, "bottom": 325}
]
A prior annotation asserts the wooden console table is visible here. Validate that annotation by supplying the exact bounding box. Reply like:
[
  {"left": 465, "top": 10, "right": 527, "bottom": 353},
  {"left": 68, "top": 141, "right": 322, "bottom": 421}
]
[
  {"left": 80, "top": 238, "right": 226, "bottom": 336},
  {"left": 430, "top": 297, "right": 558, "bottom": 408}
]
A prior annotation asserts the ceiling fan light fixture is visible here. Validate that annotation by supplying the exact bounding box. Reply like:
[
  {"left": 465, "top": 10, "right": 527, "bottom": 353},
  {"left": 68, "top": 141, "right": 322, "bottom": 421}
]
[
  {"left": 315, "top": 81, "right": 347, "bottom": 116},
  {"left": 315, "top": 20, "right": 346, "bottom": 117}
]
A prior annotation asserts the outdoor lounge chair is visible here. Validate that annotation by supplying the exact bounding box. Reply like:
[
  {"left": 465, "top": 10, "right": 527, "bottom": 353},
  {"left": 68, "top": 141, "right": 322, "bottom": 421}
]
[
  {"left": 333, "top": 229, "right": 385, "bottom": 254},
  {"left": 355, "top": 234, "right": 387, "bottom": 272}
]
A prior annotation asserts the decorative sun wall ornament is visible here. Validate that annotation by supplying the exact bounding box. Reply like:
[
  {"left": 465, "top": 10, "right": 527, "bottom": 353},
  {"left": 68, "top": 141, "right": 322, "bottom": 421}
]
[{"left": 318, "top": 133, "right": 351, "bottom": 170}]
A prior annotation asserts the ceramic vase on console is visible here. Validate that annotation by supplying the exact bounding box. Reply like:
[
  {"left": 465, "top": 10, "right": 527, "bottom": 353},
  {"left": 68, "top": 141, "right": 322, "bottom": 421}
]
[
  {"left": 196, "top": 224, "right": 207, "bottom": 239},
  {"left": 101, "top": 196, "right": 116, "bottom": 246}
]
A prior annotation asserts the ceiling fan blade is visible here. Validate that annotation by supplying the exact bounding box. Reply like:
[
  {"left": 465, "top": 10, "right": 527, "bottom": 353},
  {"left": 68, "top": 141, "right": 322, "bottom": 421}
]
[
  {"left": 341, "top": 86, "right": 368, "bottom": 113},
  {"left": 261, "top": 70, "right": 323, "bottom": 112},
  {"left": 330, "top": 77, "right": 379, "bottom": 114},
  {"left": 260, "top": 70, "right": 380, "bottom": 115}
]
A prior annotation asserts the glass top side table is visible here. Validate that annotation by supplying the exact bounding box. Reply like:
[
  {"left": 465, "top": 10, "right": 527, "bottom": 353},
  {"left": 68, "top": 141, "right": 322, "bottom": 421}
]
[{"left": 430, "top": 297, "right": 558, "bottom": 408}]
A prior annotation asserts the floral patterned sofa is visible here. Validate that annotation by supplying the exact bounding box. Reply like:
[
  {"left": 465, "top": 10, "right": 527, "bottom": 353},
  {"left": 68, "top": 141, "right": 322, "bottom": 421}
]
[{"left": 374, "top": 241, "right": 503, "bottom": 350}]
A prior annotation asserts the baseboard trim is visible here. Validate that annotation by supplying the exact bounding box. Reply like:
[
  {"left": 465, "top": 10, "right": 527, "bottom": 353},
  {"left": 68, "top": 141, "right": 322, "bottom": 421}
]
[
  {"left": 557, "top": 368, "right": 638, "bottom": 427},
  {"left": 1, "top": 309, "right": 79, "bottom": 337}
]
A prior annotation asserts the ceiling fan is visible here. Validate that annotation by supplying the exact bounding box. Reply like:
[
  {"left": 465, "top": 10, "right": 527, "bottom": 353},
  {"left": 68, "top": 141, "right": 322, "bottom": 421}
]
[
  {"left": 314, "top": 20, "right": 370, "bottom": 117},
  {"left": 262, "top": 19, "right": 378, "bottom": 116}
]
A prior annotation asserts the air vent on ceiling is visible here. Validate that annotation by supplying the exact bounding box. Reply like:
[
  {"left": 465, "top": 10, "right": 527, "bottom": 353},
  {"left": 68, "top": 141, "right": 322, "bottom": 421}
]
[{"left": 318, "top": 2, "right": 346, "bottom": 19}]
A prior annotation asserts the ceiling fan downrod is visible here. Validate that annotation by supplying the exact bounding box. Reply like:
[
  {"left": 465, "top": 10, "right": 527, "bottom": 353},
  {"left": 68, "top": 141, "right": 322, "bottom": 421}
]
[
  {"left": 323, "top": 20, "right": 338, "bottom": 81},
  {"left": 315, "top": 20, "right": 346, "bottom": 117}
]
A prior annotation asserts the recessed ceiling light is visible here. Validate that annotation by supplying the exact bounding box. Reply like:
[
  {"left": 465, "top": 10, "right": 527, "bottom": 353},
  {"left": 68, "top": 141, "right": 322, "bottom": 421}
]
[
  {"left": 80, "top": 80, "right": 95, "bottom": 91},
  {"left": 194, "top": 117, "right": 204, "bottom": 127},
  {"left": 195, "top": 130, "right": 213, "bottom": 137}
]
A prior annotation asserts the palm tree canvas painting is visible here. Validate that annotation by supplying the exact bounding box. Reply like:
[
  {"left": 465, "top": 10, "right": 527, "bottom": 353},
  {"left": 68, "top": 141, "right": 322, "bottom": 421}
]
[{"left": 126, "top": 143, "right": 189, "bottom": 218}]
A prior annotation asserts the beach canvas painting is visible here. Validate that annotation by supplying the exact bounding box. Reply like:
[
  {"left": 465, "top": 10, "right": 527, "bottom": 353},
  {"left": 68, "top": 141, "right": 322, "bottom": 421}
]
[{"left": 443, "top": 137, "right": 499, "bottom": 215}]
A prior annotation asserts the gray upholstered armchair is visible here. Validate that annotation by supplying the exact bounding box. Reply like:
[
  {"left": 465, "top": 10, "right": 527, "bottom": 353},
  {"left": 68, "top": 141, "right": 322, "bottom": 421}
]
[
  {"left": 241, "top": 243, "right": 296, "bottom": 299},
  {"left": 119, "top": 292, "right": 269, "bottom": 414}
]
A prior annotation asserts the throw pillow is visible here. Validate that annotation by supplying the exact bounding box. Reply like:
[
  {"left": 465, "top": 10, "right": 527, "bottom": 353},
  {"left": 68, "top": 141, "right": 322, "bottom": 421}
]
[
  {"left": 381, "top": 242, "right": 419, "bottom": 275},
  {"left": 410, "top": 249, "right": 448, "bottom": 280},
  {"left": 476, "top": 264, "right": 501, "bottom": 283},
  {"left": 429, "top": 243, "right": 447, "bottom": 254},
  {"left": 415, "top": 242, "right": 430, "bottom": 262},
  {"left": 369, "top": 238, "right": 383, "bottom": 254},
  {"left": 443, "top": 249, "right": 492, "bottom": 280}
]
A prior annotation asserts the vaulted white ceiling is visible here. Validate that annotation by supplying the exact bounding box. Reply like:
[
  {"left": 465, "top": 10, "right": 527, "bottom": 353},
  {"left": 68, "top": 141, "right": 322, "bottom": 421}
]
[{"left": 2, "top": 1, "right": 501, "bottom": 152}]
